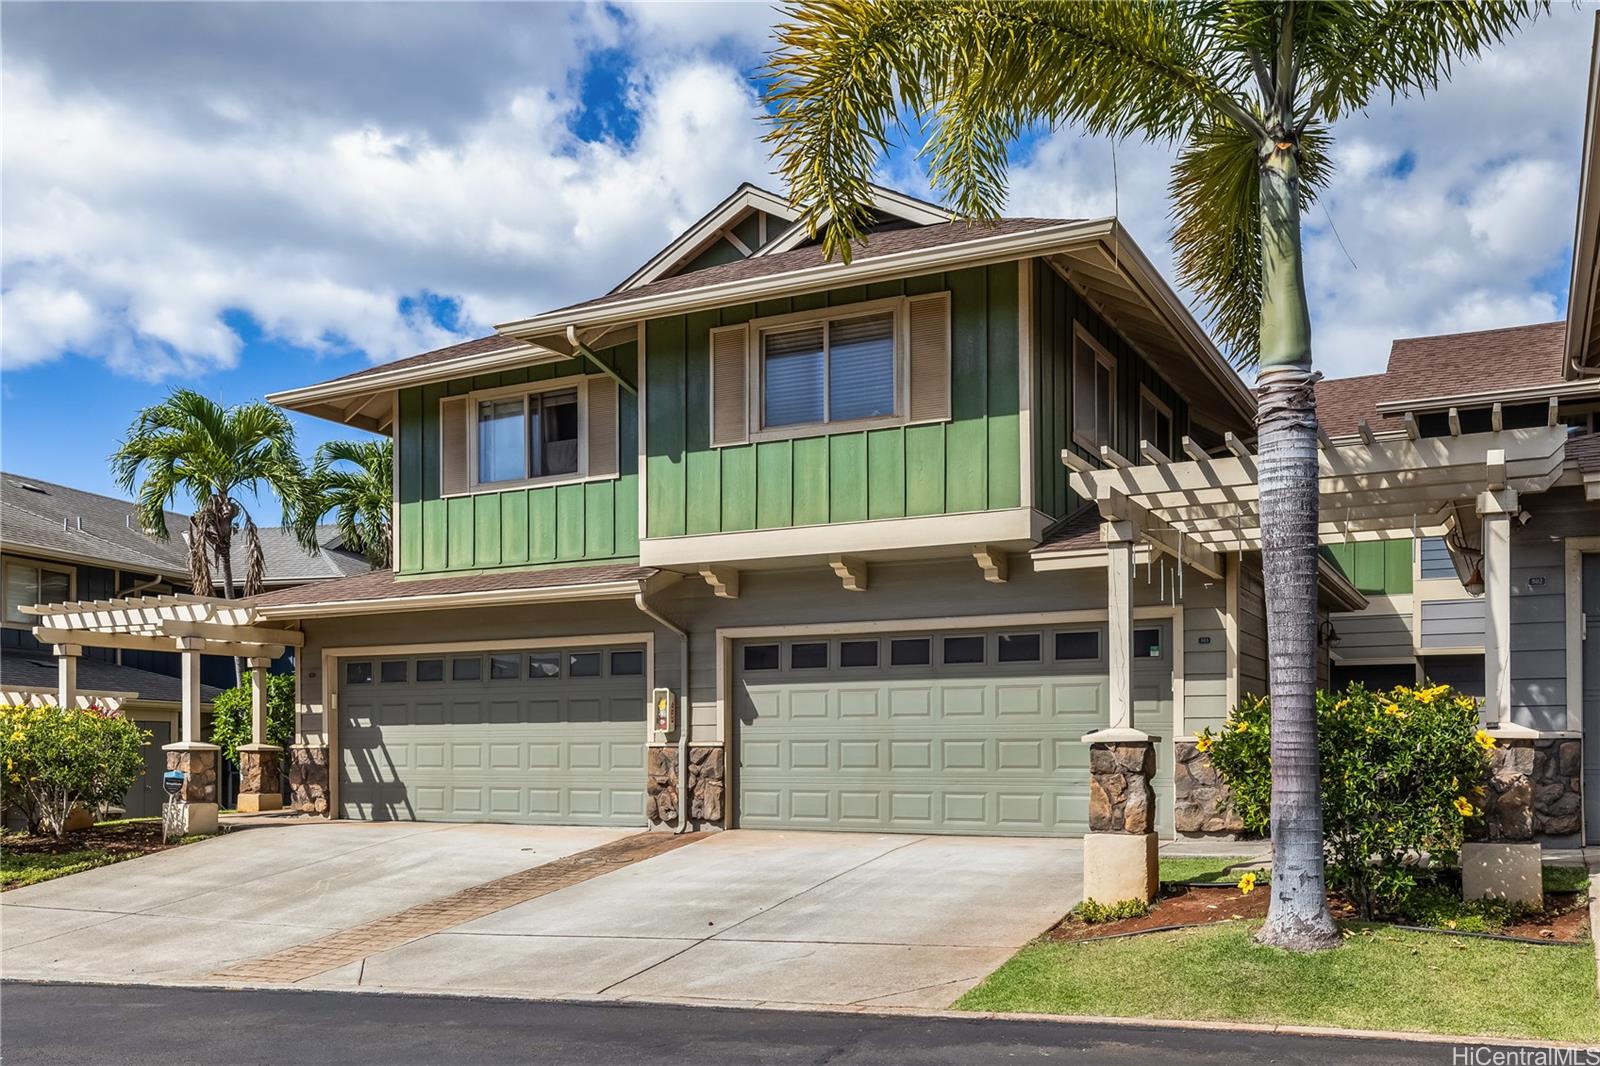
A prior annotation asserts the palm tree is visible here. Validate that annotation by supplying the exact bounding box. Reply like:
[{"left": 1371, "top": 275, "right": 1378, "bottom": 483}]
[
  {"left": 764, "top": 0, "right": 1540, "bottom": 951},
  {"left": 111, "top": 388, "right": 309, "bottom": 601},
  {"left": 294, "top": 439, "right": 393, "bottom": 570}
]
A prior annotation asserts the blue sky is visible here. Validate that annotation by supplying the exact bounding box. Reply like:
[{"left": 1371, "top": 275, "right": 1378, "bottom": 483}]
[{"left": 2, "top": 2, "right": 1593, "bottom": 517}]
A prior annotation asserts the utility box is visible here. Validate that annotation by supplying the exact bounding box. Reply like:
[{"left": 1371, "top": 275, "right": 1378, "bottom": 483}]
[{"left": 651, "top": 687, "right": 677, "bottom": 734}]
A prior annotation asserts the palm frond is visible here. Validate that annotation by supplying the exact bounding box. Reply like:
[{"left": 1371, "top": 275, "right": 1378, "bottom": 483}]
[{"left": 241, "top": 513, "right": 267, "bottom": 599}]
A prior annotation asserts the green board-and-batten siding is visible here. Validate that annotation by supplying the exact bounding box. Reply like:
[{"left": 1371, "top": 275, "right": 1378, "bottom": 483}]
[
  {"left": 1323, "top": 539, "right": 1413, "bottom": 596},
  {"left": 396, "top": 343, "right": 640, "bottom": 575},
  {"left": 644, "top": 265, "right": 1021, "bottom": 539},
  {"left": 1031, "top": 260, "right": 1189, "bottom": 520}
]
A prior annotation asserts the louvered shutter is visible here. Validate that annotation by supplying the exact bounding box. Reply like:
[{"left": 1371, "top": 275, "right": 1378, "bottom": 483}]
[
  {"left": 709, "top": 324, "right": 750, "bottom": 445},
  {"left": 586, "top": 377, "right": 620, "bottom": 478},
  {"left": 440, "top": 395, "right": 470, "bottom": 496},
  {"left": 906, "top": 292, "right": 951, "bottom": 423}
]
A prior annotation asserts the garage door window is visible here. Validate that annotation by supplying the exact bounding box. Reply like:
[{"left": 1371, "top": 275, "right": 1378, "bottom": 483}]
[
  {"left": 346, "top": 661, "right": 373, "bottom": 685},
  {"left": 1134, "top": 629, "right": 1163, "bottom": 658},
  {"left": 889, "top": 638, "right": 930, "bottom": 666},
  {"left": 840, "top": 640, "right": 878, "bottom": 667},
  {"left": 1054, "top": 631, "right": 1100, "bottom": 662},
  {"left": 791, "top": 642, "right": 828, "bottom": 669},
  {"left": 568, "top": 652, "right": 602, "bottom": 677},
  {"left": 490, "top": 654, "right": 520, "bottom": 680},
  {"left": 527, "top": 652, "right": 561, "bottom": 678},
  {"left": 610, "top": 650, "right": 644, "bottom": 676},
  {"left": 942, "top": 635, "right": 985, "bottom": 664},
  {"left": 452, "top": 657, "right": 481, "bottom": 681},
  {"left": 416, "top": 659, "right": 444, "bottom": 682},
  {"left": 380, "top": 661, "right": 408, "bottom": 683},
  {"left": 997, "top": 633, "right": 1041, "bottom": 662},
  {"left": 744, "top": 644, "right": 780, "bottom": 671}
]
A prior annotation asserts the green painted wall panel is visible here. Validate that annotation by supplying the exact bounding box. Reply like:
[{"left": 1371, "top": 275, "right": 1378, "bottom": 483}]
[
  {"left": 645, "top": 318, "right": 688, "bottom": 540},
  {"left": 720, "top": 445, "right": 757, "bottom": 531},
  {"left": 683, "top": 309, "right": 721, "bottom": 535},
  {"left": 866, "top": 428, "right": 906, "bottom": 519},
  {"left": 1325, "top": 538, "right": 1414, "bottom": 595},
  {"left": 756, "top": 441, "right": 793, "bottom": 528},
  {"left": 792, "top": 436, "right": 830, "bottom": 524},
  {"left": 828, "top": 433, "right": 868, "bottom": 523},
  {"left": 395, "top": 341, "right": 640, "bottom": 575},
  {"left": 944, "top": 267, "right": 989, "bottom": 514},
  {"left": 904, "top": 423, "right": 945, "bottom": 516},
  {"left": 985, "top": 263, "right": 1020, "bottom": 510}
]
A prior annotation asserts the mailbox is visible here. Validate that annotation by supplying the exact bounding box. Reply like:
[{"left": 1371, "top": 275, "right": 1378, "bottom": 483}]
[{"left": 163, "top": 770, "right": 185, "bottom": 797}]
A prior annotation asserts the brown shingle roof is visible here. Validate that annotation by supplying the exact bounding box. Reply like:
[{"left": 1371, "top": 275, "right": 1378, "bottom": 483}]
[
  {"left": 1317, "top": 321, "right": 1565, "bottom": 437},
  {"left": 1032, "top": 507, "right": 1102, "bottom": 555},
  {"left": 1568, "top": 432, "right": 1600, "bottom": 473},
  {"left": 298, "top": 218, "right": 1074, "bottom": 394},
  {"left": 247, "top": 561, "right": 654, "bottom": 612}
]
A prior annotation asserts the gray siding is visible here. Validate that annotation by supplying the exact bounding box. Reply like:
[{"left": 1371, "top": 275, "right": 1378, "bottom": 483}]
[
  {"left": 1332, "top": 598, "right": 1415, "bottom": 661},
  {"left": 1510, "top": 488, "right": 1592, "bottom": 731},
  {"left": 1182, "top": 575, "right": 1230, "bottom": 734},
  {"left": 1236, "top": 556, "right": 1268, "bottom": 702},
  {"left": 1419, "top": 598, "right": 1485, "bottom": 649},
  {"left": 1419, "top": 537, "right": 1455, "bottom": 580}
]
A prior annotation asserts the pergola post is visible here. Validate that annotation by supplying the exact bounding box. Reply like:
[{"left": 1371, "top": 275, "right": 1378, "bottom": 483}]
[
  {"left": 1476, "top": 488, "right": 1522, "bottom": 732},
  {"left": 1078, "top": 520, "right": 1159, "bottom": 906},
  {"left": 54, "top": 644, "right": 81, "bottom": 709},
  {"left": 237, "top": 656, "right": 284, "bottom": 813},
  {"left": 162, "top": 636, "right": 221, "bottom": 835}
]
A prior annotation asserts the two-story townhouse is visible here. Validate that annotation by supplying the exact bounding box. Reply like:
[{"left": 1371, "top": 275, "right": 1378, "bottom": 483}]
[{"left": 251, "top": 182, "right": 1375, "bottom": 839}]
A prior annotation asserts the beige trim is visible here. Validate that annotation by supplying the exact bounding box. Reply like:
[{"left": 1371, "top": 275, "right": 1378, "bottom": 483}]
[
  {"left": 1565, "top": 536, "right": 1600, "bottom": 733},
  {"left": 1071, "top": 321, "right": 1116, "bottom": 452},
  {"left": 1373, "top": 378, "right": 1600, "bottom": 416},
  {"left": 1032, "top": 543, "right": 1156, "bottom": 572},
  {"left": 637, "top": 323, "right": 649, "bottom": 540},
  {"left": 617, "top": 184, "right": 796, "bottom": 292},
  {"left": 390, "top": 388, "right": 402, "bottom": 569},
  {"left": 752, "top": 185, "right": 953, "bottom": 257},
  {"left": 268, "top": 342, "right": 563, "bottom": 410},
  {"left": 256, "top": 580, "right": 644, "bottom": 620},
  {"left": 1017, "top": 259, "right": 1034, "bottom": 509},
  {"left": 320, "top": 630, "right": 657, "bottom": 819},
  {"left": 1224, "top": 553, "right": 1239, "bottom": 712},
  {"left": 459, "top": 375, "right": 618, "bottom": 494},
  {"left": 640, "top": 507, "right": 1046, "bottom": 568}
]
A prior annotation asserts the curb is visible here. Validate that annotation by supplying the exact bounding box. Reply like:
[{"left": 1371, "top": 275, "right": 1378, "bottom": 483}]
[{"left": 4, "top": 975, "right": 1587, "bottom": 1050}]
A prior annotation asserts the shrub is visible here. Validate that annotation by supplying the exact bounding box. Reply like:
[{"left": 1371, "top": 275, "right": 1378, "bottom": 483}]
[
  {"left": 1200, "top": 682, "right": 1492, "bottom": 920},
  {"left": 1074, "top": 897, "right": 1150, "bottom": 924},
  {"left": 0, "top": 704, "right": 147, "bottom": 838},
  {"left": 207, "top": 673, "right": 295, "bottom": 764}
]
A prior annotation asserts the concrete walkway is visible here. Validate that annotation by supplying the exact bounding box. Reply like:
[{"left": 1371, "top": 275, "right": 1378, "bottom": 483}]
[{"left": 1, "top": 823, "right": 1082, "bottom": 1010}]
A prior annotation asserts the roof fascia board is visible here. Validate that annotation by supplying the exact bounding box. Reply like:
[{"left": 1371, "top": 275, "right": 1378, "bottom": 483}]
[
  {"left": 753, "top": 185, "right": 955, "bottom": 257},
  {"left": 498, "top": 219, "right": 1115, "bottom": 338},
  {"left": 1373, "top": 377, "right": 1600, "bottom": 414},
  {"left": 1, "top": 542, "right": 189, "bottom": 583},
  {"left": 253, "top": 579, "right": 644, "bottom": 619},
  {"left": 267, "top": 342, "right": 563, "bottom": 411},
  {"left": 616, "top": 185, "right": 798, "bottom": 292}
]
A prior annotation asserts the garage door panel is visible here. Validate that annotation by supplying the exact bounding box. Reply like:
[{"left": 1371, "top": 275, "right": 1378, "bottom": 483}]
[
  {"left": 736, "top": 627, "right": 1172, "bottom": 836},
  {"left": 339, "top": 644, "right": 646, "bottom": 827}
]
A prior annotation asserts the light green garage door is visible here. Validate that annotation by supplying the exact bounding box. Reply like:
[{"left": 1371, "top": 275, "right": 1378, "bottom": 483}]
[
  {"left": 338, "top": 644, "right": 647, "bottom": 826},
  {"left": 734, "top": 623, "right": 1172, "bottom": 836}
]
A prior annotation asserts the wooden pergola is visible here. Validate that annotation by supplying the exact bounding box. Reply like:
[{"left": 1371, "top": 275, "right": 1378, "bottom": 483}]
[
  {"left": 1064, "top": 420, "right": 1571, "bottom": 742},
  {"left": 24, "top": 593, "right": 303, "bottom": 820}
]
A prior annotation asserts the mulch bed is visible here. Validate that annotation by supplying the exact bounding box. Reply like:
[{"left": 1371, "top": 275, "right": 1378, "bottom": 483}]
[
  {"left": 1046, "top": 882, "right": 1590, "bottom": 945},
  {"left": 2, "top": 820, "right": 202, "bottom": 866}
]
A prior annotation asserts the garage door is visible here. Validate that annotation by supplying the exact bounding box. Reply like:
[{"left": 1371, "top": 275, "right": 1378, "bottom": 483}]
[
  {"left": 734, "top": 623, "right": 1173, "bottom": 836},
  {"left": 338, "top": 644, "right": 647, "bottom": 826}
]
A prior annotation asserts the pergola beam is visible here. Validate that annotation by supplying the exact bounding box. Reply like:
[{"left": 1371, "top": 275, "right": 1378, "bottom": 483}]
[
  {"left": 1095, "top": 488, "right": 1224, "bottom": 579},
  {"left": 34, "top": 627, "right": 285, "bottom": 659}
]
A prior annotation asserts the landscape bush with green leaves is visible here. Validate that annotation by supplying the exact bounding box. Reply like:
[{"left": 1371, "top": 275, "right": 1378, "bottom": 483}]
[
  {"left": 0, "top": 704, "right": 146, "bottom": 838},
  {"left": 207, "top": 673, "right": 295, "bottom": 764},
  {"left": 1199, "top": 682, "right": 1493, "bottom": 919},
  {"left": 1073, "top": 898, "right": 1151, "bottom": 924}
]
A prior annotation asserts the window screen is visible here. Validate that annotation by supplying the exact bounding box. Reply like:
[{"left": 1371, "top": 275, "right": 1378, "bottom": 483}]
[
  {"left": 827, "top": 313, "right": 895, "bottom": 422},
  {"left": 763, "top": 325, "right": 825, "bottom": 428}
]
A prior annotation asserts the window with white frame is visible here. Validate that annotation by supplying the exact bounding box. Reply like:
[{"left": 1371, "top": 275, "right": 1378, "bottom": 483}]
[
  {"left": 4, "top": 560, "right": 72, "bottom": 624},
  {"left": 475, "top": 386, "right": 580, "bottom": 485},
  {"left": 1138, "top": 386, "right": 1174, "bottom": 457},
  {"left": 760, "top": 309, "right": 897, "bottom": 431},
  {"left": 1072, "top": 326, "right": 1116, "bottom": 450}
]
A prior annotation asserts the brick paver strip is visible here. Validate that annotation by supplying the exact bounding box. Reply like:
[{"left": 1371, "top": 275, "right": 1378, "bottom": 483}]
[{"left": 214, "top": 831, "right": 703, "bottom": 984}]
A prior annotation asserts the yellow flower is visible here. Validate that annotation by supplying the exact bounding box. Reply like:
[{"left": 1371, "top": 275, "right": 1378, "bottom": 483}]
[
  {"left": 1235, "top": 720, "right": 1248, "bottom": 734},
  {"left": 1238, "top": 872, "right": 1257, "bottom": 895},
  {"left": 1195, "top": 735, "right": 1213, "bottom": 754},
  {"left": 1454, "top": 797, "right": 1476, "bottom": 817},
  {"left": 1474, "top": 729, "right": 1496, "bottom": 752},
  {"left": 1334, "top": 698, "right": 1350, "bottom": 711}
]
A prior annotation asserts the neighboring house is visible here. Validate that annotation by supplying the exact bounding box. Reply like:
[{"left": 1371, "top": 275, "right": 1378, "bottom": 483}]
[
  {"left": 224, "top": 524, "right": 372, "bottom": 590},
  {"left": 0, "top": 473, "right": 369, "bottom": 813}
]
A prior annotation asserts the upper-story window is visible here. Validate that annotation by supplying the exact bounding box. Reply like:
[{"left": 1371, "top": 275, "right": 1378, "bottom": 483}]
[
  {"left": 1137, "top": 386, "right": 1174, "bottom": 457},
  {"left": 477, "top": 388, "right": 579, "bottom": 484},
  {"left": 1072, "top": 324, "right": 1116, "bottom": 451},
  {"left": 4, "top": 559, "right": 72, "bottom": 624},
  {"left": 439, "top": 374, "right": 620, "bottom": 497},
  {"left": 762, "top": 311, "right": 897, "bottom": 430}
]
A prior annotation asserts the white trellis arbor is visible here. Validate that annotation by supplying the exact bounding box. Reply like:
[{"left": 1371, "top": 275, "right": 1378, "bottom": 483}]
[
  {"left": 1064, "top": 420, "right": 1571, "bottom": 740},
  {"left": 24, "top": 593, "right": 304, "bottom": 830}
]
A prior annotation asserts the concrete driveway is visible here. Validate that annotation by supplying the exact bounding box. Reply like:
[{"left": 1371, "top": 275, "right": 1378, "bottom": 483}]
[{"left": 2, "top": 823, "right": 1082, "bottom": 1010}]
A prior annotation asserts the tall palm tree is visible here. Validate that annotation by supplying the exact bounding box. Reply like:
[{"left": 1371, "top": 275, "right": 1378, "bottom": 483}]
[
  {"left": 764, "top": 0, "right": 1540, "bottom": 951},
  {"left": 111, "top": 388, "right": 308, "bottom": 601},
  {"left": 294, "top": 439, "right": 393, "bottom": 570}
]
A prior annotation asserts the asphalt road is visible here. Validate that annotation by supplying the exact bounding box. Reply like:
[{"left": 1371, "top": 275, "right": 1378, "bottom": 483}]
[{"left": 1, "top": 981, "right": 1477, "bottom": 1065}]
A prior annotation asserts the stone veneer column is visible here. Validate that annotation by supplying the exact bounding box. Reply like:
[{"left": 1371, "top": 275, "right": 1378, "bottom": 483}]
[
  {"left": 1462, "top": 738, "right": 1543, "bottom": 908},
  {"left": 645, "top": 745, "right": 725, "bottom": 829},
  {"left": 287, "top": 744, "right": 331, "bottom": 815},
  {"left": 1082, "top": 737, "right": 1161, "bottom": 903},
  {"left": 162, "top": 638, "right": 220, "bottom": 834},
  {"left": 236, "top": 657, "right": 283, "bottom": 812}
]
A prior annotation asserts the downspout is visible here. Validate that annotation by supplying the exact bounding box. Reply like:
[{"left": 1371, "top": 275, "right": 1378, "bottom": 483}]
[
  {"left": 568, "top": 325, "right": 638, "bottom": 396},
  {"left": 635, "top": 580, "right": 691, "bottom": 834}
]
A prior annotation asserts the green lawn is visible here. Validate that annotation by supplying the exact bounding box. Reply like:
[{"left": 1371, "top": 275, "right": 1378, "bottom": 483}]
[
  {"left": 956, "top": 922, "right": 1599, "bottom": 1042},
  {"left": 1158, "top": 855, "right": 1266, "bottom": 884},
  {"left": 2, "top": 820, "right": 205, "bottom": 890}
]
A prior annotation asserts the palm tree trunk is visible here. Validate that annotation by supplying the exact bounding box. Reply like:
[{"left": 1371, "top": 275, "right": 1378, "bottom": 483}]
[
  {"left": 214, "top": 501, "right": 244, "bottom": 687},
  {"left": 1255, "top": 140, "right": 1340, "bottom": 952}
]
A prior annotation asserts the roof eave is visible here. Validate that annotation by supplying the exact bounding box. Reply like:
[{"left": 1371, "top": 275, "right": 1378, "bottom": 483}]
[
  {"left": 1372, "top": 377, "right": 1600, "bottom": 416},
  {"left": 253, "top": 578, "right": 647, "bottom": 619},
  {"left": 1567, "top": 13, "right": 1600, "bottom": 379}
]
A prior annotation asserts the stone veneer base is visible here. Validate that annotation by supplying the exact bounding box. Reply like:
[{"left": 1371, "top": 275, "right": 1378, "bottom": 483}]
[
  {"left": 645, "top": 744, "right": 725, "bottom": 829},
  {"left": 171, "top": 802, "right": 219, "bottom": 836},
  {"left": 1082, "top": 832, "right": 1159, "bottom": 904}
]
